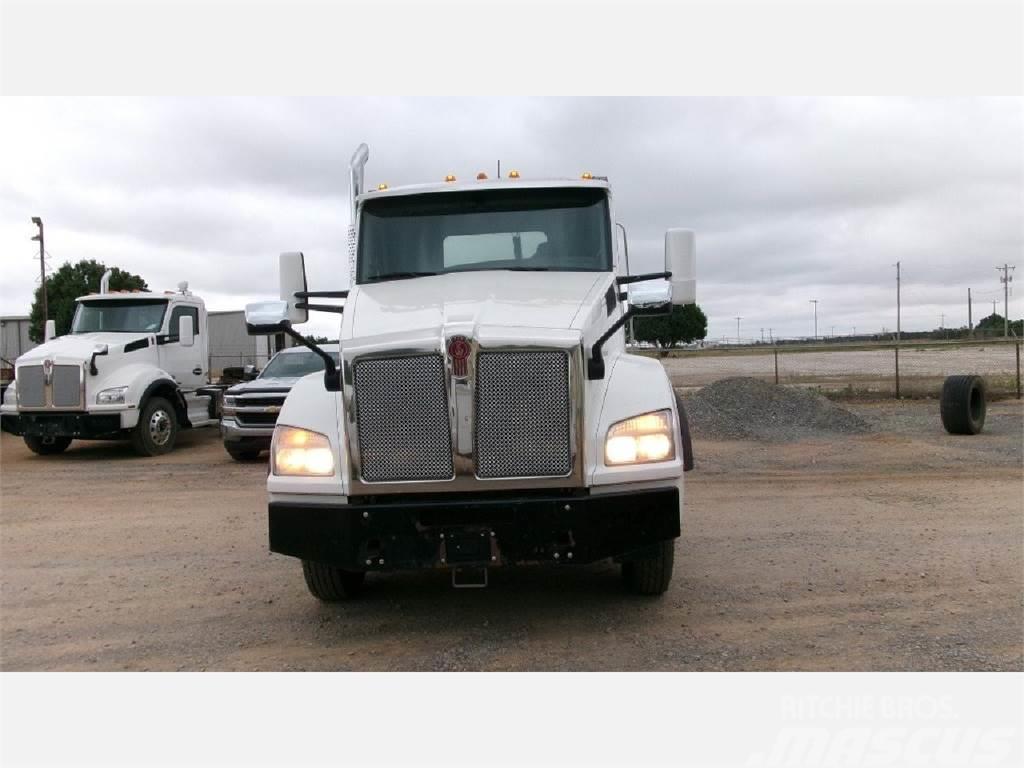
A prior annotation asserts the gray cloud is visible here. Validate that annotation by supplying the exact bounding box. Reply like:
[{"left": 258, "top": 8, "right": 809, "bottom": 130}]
[{"left": 1, "top": 97, "right": 1020, "bottom": 341}]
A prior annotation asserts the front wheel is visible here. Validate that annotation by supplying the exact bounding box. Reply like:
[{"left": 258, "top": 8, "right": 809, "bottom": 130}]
[
  {"left": 131, "top": 396, "right": 178, "bottom": 456},
  {"left": 23, "top": 434, "right": 72, "bottom": 455},
  {"left": 622, "top": 540, "right": 675, "bottom": 595},
  {"left": 225, "top": 444, "right": 263, "bottom": 461},
  {"left": 302, "top": 560, "right": 366, "bottom": 601}
]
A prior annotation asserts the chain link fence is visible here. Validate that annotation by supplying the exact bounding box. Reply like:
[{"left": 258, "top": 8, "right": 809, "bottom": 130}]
[{"left": 653, "top": 340, "right": 1022, "bottom": 399}]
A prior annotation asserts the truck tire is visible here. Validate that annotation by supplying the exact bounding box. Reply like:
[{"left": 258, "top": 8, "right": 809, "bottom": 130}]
[
  {"left": 302, "top": 560, "right": 366, "bottom": 601},
  {"left": 940, "top": 375, "right": 986, "bottom": 435},
  {"left": 225, "top": 444, "right": 262, "bottom": 462},
  {"left": 131, "top": 396, "right": 178, "bottom": 456},
  {"left": 23, "top": 434, "right": 72, "bottom": 455},
  {"left": 622, "top": 540, "right": 675, "bottom": 596}
]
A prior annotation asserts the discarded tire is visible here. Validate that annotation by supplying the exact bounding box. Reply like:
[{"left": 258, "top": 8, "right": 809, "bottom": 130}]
[{"left": 940, "top": 375, "right": 987, "bottom": 435}]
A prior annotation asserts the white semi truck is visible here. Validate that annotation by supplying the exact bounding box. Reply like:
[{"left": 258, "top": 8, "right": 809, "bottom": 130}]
[
  {"left": 1, "top": 275, "right": 223, "bottom": 456},
  {"left": 246, "top": 145, "right": 697, "bottom": 599}
]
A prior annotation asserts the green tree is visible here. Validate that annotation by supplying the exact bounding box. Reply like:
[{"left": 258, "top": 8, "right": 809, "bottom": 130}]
[
  {"left": 632, "top": 304, "right": 708, "bottom": 347},
  {"left": 29, "top": 260, "right": 148, "bottom": 342}
]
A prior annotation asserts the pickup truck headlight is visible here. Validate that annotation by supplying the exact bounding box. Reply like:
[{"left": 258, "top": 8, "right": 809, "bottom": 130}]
[
  {"left": 272, "top": 425, "right": 335, "bottom": 477},
  {"left": 96, "top": 386, "right": 128, "bottom": 404},
  {"left": 604, "top": 409, "right": 675, "bottom": 466}
]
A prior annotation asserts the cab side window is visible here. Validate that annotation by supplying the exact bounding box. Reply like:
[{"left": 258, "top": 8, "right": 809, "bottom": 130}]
[{"left": 168, "top": 305, "right": 200, "bottom": 341}]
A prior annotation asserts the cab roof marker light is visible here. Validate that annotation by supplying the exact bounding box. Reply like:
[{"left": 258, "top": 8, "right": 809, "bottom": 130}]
[
  {"left": 581, "top": 171, "right": 593, "bottom": 179},
  {"left": 508, "top": 170, "right": 520, "bottom": 179},
  {"left": 445, "top": 174, "right": 456, "bottom": 182}
]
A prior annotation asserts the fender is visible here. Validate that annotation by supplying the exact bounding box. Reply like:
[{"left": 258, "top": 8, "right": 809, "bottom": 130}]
[
  {"left": 588, "top": 352, "right": 684, "bottom": 486},
  {"left": 139, "top": 376, "right": 188, "bottom": 426},
  {"left": 267, "top": 372, "right": 348, "bottom": 497}
]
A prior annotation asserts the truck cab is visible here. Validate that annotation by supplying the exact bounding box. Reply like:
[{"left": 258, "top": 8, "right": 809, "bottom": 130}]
[
  {"left": 247, "top": 145, "right": 696, "bottom": 599},
  {"left": 1, "top": 279, "right": 221, "bottom": 456}
]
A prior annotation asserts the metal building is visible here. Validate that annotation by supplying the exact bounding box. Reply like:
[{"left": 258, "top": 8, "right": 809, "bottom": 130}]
[
  {"left": 1, "top": 315, "right": 35, "bottom": 365},
  {"left": 207, "top": 310, "right": 285, "bottom": 376}
]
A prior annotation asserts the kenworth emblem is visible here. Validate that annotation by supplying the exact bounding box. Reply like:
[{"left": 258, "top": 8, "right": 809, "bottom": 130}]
[
  {"left": 42, "top": 358, "right": 53, "bottom": 384},
  {"left": 447, "top": 335, "right": 471, "bottom": 377}
]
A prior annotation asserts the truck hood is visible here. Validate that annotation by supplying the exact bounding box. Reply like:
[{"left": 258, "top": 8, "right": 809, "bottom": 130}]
[
  {"left": 15, "top": 332, "right": 154, "bottom": 365},
  {"left": 349, "top": 271, "right": 605, "bottom": 338},
  {"left": 230, "top": 376, "right": 303, "bottom": 392}
]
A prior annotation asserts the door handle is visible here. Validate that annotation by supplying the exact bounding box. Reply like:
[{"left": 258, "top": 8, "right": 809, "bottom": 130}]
[{"left": 192, "top": 367, "right": 203, "bottom": 376}]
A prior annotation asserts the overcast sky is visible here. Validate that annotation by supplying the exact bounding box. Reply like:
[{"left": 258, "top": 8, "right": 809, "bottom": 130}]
[{"left": 1, "top": 97, "right": 1020, "bottom": 341}]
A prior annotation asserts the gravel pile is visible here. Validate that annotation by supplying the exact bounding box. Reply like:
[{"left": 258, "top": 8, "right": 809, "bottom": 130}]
[{"left": 682, "top": 377, "right": 871, "bottom": 442}]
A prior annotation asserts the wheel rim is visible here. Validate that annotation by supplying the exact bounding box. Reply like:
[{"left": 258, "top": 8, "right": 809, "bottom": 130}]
[{"left": 149, "top": 409, "right": 172, "bottom": 446}]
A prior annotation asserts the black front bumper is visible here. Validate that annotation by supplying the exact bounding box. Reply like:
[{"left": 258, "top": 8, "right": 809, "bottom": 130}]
[
  {"left": 1, "top": 412, "right": 122, "bottom": 439},
  {"left": 269, "top": 486, "right": 680, "bottom": 571}
]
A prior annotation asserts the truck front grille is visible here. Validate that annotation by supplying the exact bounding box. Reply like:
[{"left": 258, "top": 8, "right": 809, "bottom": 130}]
[
  {"left": 353, "top": 355, "right": 453, "bottom": 482},
  {"left": 475, "top": 351, "right": 571, "bottom": 478},
  {"left": 235, "top": 411, "right": 279, "bottom": 426},
  {"left": 15, "top": 365, "right": 45, "bottom": 407},
  {"left": 52, "top": 365, "right": 82, "bottom": 407}
]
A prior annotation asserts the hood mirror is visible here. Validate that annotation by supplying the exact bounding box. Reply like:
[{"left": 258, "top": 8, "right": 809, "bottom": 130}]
[
  {"left": 242, "top": 364, "right": 258, "bottom": 381},
  {"left": 245, "top": 300, "right": 291, "bottom": 335},
  {"left": 629, "top": 281, "right": 672, "bottom": 315},
  {"left": 44, "top": 319, "right": 56, "bottom": 342}
]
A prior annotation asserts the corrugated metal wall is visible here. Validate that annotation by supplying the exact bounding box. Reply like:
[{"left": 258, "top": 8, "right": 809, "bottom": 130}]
[
  {"left": 1, "top": 316, "right": 34, "bottom": 365},
  {"left": 207, "top": 310, "right": 280, "bottom": 375}
]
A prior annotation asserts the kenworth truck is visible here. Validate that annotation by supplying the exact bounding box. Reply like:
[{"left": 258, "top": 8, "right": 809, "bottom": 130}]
[
  {"left": 1, "top": 275, "right": 223, "bottom": 456},
  {"left": 246, "top": 144, "right": 696, "bottom": 599}
]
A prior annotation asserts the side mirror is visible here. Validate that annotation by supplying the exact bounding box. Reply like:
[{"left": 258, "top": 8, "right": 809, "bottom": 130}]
[
  {"left": 44, "top": 320, "right": 56, "bottom": 342},
  {"left": 178, "top": 314, "right": 195, "bottom": 347},
  {"left": 665, "top": 229, "right": 696, "bottom": 305},
  {"left": 245, "top": 300, "right": 291, "bottom": 335},
  {"left": 242, "top": 364, "right": 258, "bottom": 381},
  {"left": 629, "top": 281, "right": 672, "bottom": 315},
  {"left": 280, "top": 252, "right": 309, "bottom": 326}
]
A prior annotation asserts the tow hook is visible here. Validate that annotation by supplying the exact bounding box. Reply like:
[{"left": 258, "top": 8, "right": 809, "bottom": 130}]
[{"left": 451, "top": 567, "right": 488, "bottom": 589}]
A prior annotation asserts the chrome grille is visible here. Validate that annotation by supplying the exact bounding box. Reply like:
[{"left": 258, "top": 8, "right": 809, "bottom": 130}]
[
  {"left": 16, "top": 366, "right": 45, "bottom": 407},
  {"left": 353, "top": 355, "right": 453, "bottom": 482},
  {"left": 52, "top": 365, "right": 82, "bottom": 407},
  {"left": 475, "top": 351, "right": 571, "bottom": 478}
]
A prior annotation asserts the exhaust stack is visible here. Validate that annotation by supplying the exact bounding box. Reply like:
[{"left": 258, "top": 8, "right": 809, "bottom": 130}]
[
  {"left": 349, "top": 143, "right": 369, "bottom": 222},
  {"left": 99, "top": 269, "right": 112, "bottom": 294}
]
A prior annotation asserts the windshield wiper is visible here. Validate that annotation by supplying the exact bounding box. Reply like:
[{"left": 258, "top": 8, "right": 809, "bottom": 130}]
[
  {"left": 364, "top": 271, "right": 439, "bottom": 283},
  {"left": 503, "top": 266, "right": 551, "bottom": 271}
]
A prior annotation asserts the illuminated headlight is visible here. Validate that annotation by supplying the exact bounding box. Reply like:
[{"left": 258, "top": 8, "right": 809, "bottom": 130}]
[
  {"left": 96, "top": 386, "right": 128, "bottom": 404},
  {"left": 604, "top": 409, "right": 676, "bottom": 466},
  {"left": 272, "top": 425, "right": 335, "bottom": 477}
]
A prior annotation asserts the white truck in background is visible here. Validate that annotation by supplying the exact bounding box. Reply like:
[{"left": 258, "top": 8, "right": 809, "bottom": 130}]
[
  {"left": 1, "top": 274, "right": 224, "bottom": 456},
  {"left": 245, "top": 144, "right": 698, "bottom": 599}
]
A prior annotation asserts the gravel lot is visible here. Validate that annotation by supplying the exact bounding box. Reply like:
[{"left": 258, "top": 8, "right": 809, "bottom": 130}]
[{"left": 1, "top": 398, "right": 1021, "bottom": 671}]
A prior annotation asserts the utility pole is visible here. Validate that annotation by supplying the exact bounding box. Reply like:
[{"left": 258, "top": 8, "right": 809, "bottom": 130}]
[
  {"left": 940, "top": 313, "right": 944, "bottom": 329},
  {"left": 894, "top": 261, "right": 901, "bottom": 344},
  {"left": 997, "top": 264, "right": 1015, "bottom": 339},
  {"left": 31, "top": 217, "right": 47, "bottom": 325},
  {"left": 760, "top": 327, "right": 764, "bottom": 344},
  {"left": 735, "top": 316, "right": 742, "bottom": 344},
  {"left": 768, "top": 328, "right": 774, "bottom": 344},
  {"left": 968, "top": 288, "right": 973, "bottom": 337},
  {"left": 809, "top": 300, "right": 818, "bottom": 340},
  {"left": 830, "top": 325, "right": 835, "bottom": 338}
]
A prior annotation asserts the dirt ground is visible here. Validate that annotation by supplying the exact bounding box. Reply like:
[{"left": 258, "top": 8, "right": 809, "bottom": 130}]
[{"left": 1, "top": 399, "right": 1021, "bottom": 671}]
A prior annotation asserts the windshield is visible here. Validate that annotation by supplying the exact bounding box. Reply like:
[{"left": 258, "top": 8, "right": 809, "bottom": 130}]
[
  {"left": 357, "top": 187, "right": 612, "bottom": 284},
  {"left": 71, "top": 299, "right": 168, "bottom": 333},
  {"left": 259, "top": 350, "right": 332, "bottom": 379}
]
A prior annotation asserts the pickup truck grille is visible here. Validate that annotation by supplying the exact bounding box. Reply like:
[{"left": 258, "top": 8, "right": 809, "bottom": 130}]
[
  {"left": 15, "top": 365, "right": 45, "bottom": 407},
  {"left": 15, "top": 364, "right": 82, "bottom": 409},
  {"left": 353, "top": 355, "right": 453, "bottom": 482},
  {"left": 475, "top": 351, "right": 571, "bottom": 478}
]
